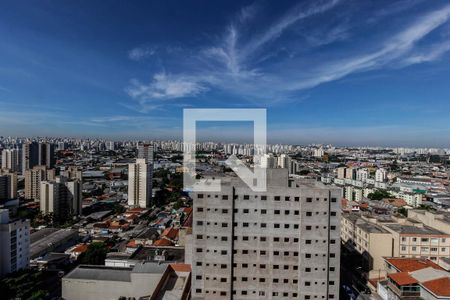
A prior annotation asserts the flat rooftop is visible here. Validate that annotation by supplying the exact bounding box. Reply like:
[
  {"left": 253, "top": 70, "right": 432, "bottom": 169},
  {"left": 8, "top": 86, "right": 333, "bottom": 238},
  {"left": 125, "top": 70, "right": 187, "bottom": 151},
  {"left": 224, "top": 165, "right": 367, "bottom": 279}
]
[
  {"left": 357, "top": 221, "right": 389, "bottom": 234},
  {"left": 65, "top": 265, "right": 133, "bottom": 282},
  {"left": 30, "top": 228, "right": 78, "bottom": 258},
  {"left": 385, "top": 224, "right": 447, "bottom": 235},
  {"left": 65, "top": 262, "right": 170, "bottom": 282}
]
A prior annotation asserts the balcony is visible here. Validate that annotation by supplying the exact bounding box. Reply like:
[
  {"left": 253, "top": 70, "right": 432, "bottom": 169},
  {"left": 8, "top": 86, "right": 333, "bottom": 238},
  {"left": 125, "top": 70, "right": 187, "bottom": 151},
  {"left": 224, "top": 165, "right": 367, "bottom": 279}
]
[{"left": 386, "top": 280, "right": 421, "bottom": 299}]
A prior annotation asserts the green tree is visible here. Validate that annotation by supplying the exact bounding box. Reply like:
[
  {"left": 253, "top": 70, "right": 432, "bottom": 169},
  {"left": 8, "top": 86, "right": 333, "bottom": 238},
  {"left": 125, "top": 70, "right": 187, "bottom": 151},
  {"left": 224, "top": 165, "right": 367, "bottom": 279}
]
[
  {"left": 78, "top": 242, "right": 108, "bottom": 265},
  {"left": 113, "top": 203, "right": 126, "bottom": 214},
  {"left": 367, "top": 190, "right": 393, "bottom": 200},
  {"left": 173, "top": 199, "right": 184, "bottom": 210}
]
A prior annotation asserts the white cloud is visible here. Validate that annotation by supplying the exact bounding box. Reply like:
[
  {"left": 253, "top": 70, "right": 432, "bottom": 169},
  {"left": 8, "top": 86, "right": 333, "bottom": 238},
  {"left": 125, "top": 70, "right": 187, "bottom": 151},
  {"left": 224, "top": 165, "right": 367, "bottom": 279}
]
[
  {"left": 401, "top": 41, "right": 450, "bottom": 65},
  {"left": 128, "top": 47, "right": 155, "bottom": 61},
  {"left": 126, "top": 72, "right": 207, "bottom": 102},
  {"left": 240, "top": 0, "right": 341, "bottom": 59},
  {"left": 125, "top": 1, "right": 450, "bottom": 109},
  {"left": 285, "top": 4, "right": 450, "bottom": 91}
]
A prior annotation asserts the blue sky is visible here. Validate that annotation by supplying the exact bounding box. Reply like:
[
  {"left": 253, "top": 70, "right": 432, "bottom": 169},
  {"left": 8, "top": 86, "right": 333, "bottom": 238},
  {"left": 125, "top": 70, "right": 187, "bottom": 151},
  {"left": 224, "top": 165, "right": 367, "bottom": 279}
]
[{"left": 1, "top": 0, "right": 450, "bottom": 146}]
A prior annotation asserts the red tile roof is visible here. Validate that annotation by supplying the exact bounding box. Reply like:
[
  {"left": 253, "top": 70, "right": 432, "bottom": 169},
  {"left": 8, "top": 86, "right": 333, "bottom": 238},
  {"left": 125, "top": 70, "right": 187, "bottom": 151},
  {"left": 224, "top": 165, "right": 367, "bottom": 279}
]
[
  {"left": 183, "top": 207, "right": 193, "bottom": 214},
  {"left": 359, "top": 202, "right": 369, "bottom": 209},
  {"left": 388, "top": 272, "right": 418, "bottom": 286},
  {"left": 126, "top": 239, "right": 139, "bottom": 248},
  {"left": 154, "top": 239, "right": 173, "bottom": 246},
  {"left": 386, "top": 258, "right": 444, "bottom": 272},
  {"left": 161, "top": 227, "right": 179, "bottom": 240},
  {"left": 422, "top": 277, "right": 450, "bottom": 297},
  {"left": 73, "top": 244, "right": 89, "bottom": 253}
]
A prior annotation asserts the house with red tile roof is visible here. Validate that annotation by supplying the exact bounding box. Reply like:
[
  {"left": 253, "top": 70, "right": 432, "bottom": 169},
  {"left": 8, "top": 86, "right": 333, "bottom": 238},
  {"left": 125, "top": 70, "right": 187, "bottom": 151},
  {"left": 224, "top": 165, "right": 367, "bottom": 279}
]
[
  {"left": 161, "top": 227, "right": 179, "bottom": 243},
  {"left": 385, "top": 257, "right": 444, "bottom": 273},
  {"left": 378, "top": 257, "right": 450, "bottom": 299},
  {"left": 421, "top": 277, "right": 450, "bottom": 298},
  {"left": 65, "top": 243, "right": 89, "bottom": 260},
  {"left": 153, "top": 239, "right": 173, "bottom": 247}
]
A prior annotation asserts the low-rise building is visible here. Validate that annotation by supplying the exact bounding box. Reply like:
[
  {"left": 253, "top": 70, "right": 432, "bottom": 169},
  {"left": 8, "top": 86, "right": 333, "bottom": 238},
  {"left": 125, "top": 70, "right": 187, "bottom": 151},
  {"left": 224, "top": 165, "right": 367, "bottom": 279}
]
[
  {"left": 377, "top": 257, "right": 450, "bottom": 300},
  {"left": 62, "top": 262, "right": 191, "bottom": 300},
  {"left": 384, "top": 224, "right": 450, "bottom": 265},
  {"left": 341, "top": 213, "right": 393, "bottom": 278}
]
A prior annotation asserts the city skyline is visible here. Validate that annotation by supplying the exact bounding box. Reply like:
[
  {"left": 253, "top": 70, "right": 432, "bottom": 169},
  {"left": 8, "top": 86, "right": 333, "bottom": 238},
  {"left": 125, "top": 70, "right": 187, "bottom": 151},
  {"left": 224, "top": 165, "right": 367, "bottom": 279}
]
[{"left": 2, "top": 0, "right": 450, "bottom": 146}]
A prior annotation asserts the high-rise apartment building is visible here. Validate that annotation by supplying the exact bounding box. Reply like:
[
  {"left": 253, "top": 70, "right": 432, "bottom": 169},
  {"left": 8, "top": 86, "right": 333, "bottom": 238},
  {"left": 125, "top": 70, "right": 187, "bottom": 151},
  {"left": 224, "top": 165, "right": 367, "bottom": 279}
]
[
  {"left": 40, "top": 176, "right": 82, "bottom": 221},
  {"left": 0, "top": 170, "right": 17, "bottom": 200},
  {"left": 375, "top": 168, "right": 387, "bottom": 183},
  {"left": 336, "top": 167, "right": 346, "bottom": 179},
  {"left": 25, "top": 165, "right": 55, "bottom": 201},
  {"left": 345, "top": 167, "right": 355, "bottom": 180},
  {"left": 191, "top": 169, "right": 341, "bottom": 300},
  {"left": 356, "top": 168, "right": 369, "bottom": 182},
  {"left": 128, "top": 158, "right": 152, "bottom": 208},
  {"left": 1, "top": 148, "right": 21, "bottom": 173},
  {"left": 137, "top": 144, "right": 154, "bottom": 163},
  {"left": 66, "top": 179, "right": 83, "bottom": 216},
  {"left": 63, "top": 166, "right": 83, "bottom": 181},
  {"left": 277, "top": 154, "right": 290, "bottom": 169},
  {"left": 260, "top": 154, "right": 277, "bottom": 169},
  {"left": 0, "top": 209, "right": 30, "bottom": 276},
  {"left": 38, "top": 143, "right": 56, "bottom": 168},
  {"left": 22, "top": 142, "right": 39, "bottom": 175}
]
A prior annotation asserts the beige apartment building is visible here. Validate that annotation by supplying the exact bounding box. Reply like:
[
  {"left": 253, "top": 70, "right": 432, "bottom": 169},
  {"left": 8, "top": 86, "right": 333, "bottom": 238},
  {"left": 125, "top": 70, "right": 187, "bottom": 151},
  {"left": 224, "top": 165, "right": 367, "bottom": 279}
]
[
  {"left": 342, "top": 213, "right": 450, "bottom": 279},
  {"left": 128, "top": 158, "right": 152, "bottom": 208},
  {"left": 384, "top": 223, "right": 450, "bottom": 264},
  {"left": 191, "top": 169, "right": 342, "bottom": 300},
  {"left": 25, "top": 165, "right": 55, "bottom": 201},
  {"left": 408, "top": 210, "right": 450, "bottom": 234},
  {"left": 341, "top": 213, "right": 393, "bottom": 278}
]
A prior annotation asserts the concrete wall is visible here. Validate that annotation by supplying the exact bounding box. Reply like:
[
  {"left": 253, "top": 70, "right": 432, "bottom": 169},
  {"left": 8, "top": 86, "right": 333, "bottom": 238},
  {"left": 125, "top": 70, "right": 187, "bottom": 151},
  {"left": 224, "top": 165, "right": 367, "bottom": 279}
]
[
  {"left": 191, "top": 171, "right": 341, "bottom": 299},
  {"left": 62, "top": 273, "right": 162, "bottom": 300}
]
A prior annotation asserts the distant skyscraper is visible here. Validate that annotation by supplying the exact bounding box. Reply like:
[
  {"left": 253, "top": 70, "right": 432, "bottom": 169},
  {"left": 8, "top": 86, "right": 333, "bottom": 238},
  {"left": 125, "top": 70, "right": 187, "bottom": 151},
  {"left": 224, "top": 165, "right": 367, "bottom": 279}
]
[
  {"left": 260, "top": 153, "right": 277, "bottom": 168},
  {"left": 128, "top": 158, "right": 152, "bottom": 208},
  {"left": 191, "top": 169, "right": 341, "bottom": 299},
  {"left": 63, "top": 166, "right": 83, "bottom": 181},
  {"left": 0, "top": 170, "right": 17, "bottom": 200},
  {"left": 1, "top": 148, "right": 21, "bottom": 172},
  {"left": 277, "top": 154, "right": 290, "bottom": 169},
  {"left": 356, "top": 168, "right": 369, "bottom": 182},
  {"left": 22, "top": 142, "right": 39, "bottom": 175},
  {"left": 375, "top": 168, "right": 387, "bottom": 182},
  {"left": 38, "top": 143, "right": 56, "bottom": 168},
  {"left": 137, "top": 144, "right": 154, "bottom": 163},
  {"left": 107, "top": 141, "right": 116, "bottom": 151},
  {"left": 58, "top": 142, "right": 66, "bottom": 151},
  {"left": 0, "top": 209, "right": 30, "bottom": 276},
  {"left": 314, "top": 147, "right": 325, "bottom": 158}
]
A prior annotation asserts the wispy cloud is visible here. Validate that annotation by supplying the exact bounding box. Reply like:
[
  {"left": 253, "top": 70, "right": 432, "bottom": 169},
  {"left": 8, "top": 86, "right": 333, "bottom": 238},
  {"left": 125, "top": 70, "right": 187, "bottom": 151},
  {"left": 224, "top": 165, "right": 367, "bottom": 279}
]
[
  {"left": 287, "top": 4, "right": 450, "bottom": 90},
  {"left": 126, "top": 72, "right": 207, "bottom": 101},
  {"left": 240, "top": 0, "right": 341, "bottom": 60},
  {"left": 128, "top": 46, "right": 156, "bottom": 61},
  {"left": 125, "top": 1, "right": 450, "bottom": 110}
]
